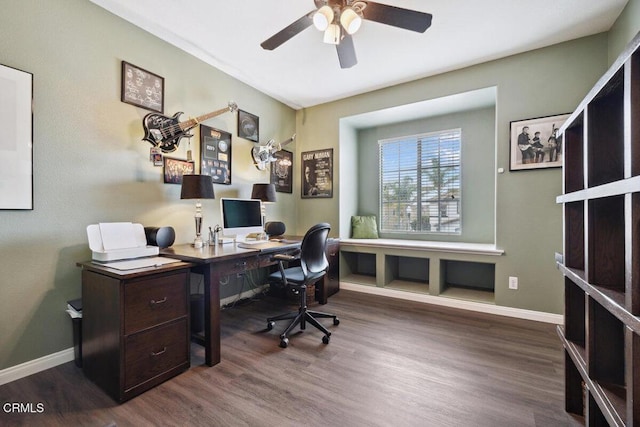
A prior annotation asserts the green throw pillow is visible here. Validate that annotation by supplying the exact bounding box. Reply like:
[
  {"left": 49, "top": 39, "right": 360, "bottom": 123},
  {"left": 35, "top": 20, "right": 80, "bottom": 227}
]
[{"left": 351, "top": 216, "right": 379, "bottom": 239}]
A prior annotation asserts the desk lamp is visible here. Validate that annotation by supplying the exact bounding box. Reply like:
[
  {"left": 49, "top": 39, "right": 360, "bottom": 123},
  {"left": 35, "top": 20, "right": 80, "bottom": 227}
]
[
  {"left": 181, "top": 174, "right": 215, "bottom": 248},
  {"left": 251, "top": 183, "right": 277, "bottom": 230}
]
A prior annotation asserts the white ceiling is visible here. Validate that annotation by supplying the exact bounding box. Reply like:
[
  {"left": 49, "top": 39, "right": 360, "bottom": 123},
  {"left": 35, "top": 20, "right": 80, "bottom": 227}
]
[{"left": 90, "top": 0, "right": 628, "bottom": 110}]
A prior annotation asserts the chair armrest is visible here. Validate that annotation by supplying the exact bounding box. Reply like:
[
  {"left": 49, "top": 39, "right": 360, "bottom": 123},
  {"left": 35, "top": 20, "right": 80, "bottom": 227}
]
[{"left": 272, "top": 253, "right": 298, "bottom": 262}]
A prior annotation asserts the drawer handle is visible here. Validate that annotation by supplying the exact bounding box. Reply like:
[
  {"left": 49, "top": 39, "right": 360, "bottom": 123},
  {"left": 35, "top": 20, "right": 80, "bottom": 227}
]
[
  {"left": 149, "top": 297, "right": 167, "bottom": 307},
  {"left": 150, "top": 347, "right": 167, "bottom": 357}
]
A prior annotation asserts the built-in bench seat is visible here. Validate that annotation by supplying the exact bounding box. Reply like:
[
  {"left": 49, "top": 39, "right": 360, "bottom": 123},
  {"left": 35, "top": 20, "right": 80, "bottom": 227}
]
[{"left": 340, "top": 238, "right": 504, "bottom": 256}]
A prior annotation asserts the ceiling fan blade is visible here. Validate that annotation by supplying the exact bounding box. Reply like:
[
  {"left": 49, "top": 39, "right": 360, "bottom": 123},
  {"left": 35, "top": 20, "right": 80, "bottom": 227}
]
[
  {"left": 363, "top": 2, "right": 433, "bottom": 33},
  {"left": 260, "top": 12, "right": 314, "bottom": 50},
  {"left": 336, "top": 34, "right": 357, "bottom": 69}
]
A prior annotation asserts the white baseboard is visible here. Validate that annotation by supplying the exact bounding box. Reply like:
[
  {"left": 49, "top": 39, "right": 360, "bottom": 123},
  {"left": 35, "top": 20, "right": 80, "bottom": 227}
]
[
  {"left": 340, "top": 281, "right": 564, "bottom": 324},
  {"left": 0, "top": 347, "right": 75, "bottom": 386},
  {"left": 0, "top": 288, "right": 269, "bottom": 387}
]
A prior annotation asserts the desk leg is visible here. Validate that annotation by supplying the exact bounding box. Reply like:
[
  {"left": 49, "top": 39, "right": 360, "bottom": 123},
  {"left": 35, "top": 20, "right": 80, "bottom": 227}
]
[{"left": 202, "top": 264, "right": 221, "bottom": 366}]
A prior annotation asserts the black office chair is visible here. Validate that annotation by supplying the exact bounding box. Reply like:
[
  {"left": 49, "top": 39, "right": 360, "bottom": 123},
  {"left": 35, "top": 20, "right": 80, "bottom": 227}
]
[{"left": 266, "top": 223, "right": 339, "bottom": 348}]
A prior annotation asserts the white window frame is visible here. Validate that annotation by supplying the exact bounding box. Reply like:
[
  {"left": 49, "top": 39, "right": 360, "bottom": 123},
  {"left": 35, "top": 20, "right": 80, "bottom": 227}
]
[{"left": 379, "top": 128, "right": 462, "bottom": 235}]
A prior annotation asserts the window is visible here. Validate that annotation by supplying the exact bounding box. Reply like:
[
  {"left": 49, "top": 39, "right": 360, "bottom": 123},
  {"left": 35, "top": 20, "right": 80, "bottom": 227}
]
[{"left": 379, "top": 129, "right": 461, "bottom": 234}]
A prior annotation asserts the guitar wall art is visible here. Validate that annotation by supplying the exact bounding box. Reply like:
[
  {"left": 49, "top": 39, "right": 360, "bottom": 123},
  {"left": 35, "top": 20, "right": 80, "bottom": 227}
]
[{"left": 142, "top": 101, "right": 238, "bottom": 153}]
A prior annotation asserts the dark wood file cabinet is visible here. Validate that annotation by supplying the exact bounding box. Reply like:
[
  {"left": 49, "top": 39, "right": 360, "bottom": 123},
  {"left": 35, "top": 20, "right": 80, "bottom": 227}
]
[{"left": 79, "top": 261, "right": 191, "bottom": 402}]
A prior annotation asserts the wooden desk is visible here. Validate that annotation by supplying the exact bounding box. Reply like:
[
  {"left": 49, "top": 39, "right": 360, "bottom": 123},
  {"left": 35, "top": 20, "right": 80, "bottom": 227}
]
[{"left": 161, "top": 241, "right": 301, "bottom": 366}]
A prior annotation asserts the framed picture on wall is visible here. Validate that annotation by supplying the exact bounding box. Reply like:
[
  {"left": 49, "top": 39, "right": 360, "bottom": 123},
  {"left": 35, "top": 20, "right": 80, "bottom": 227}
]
[
  {"left": 509, "top": 113, "right": 570, "bottom": 171},
  {"left": 163, "top": 157, "right": 194, "bottom": 184},
  {"left": 200, "top": 124, "right": 232, "bottom": 185},
  {"left": 237, "top": 109, "right": 259, "bottom": 142},
  {"left": 270, "top": 149, "right": 293, "bottom": 193},
  {"left": 302, "top": 148, "right": 333, "bottom": 198},
  {"left": 0, "top": 63, "right": 33, "bottom": 210},
  {"left": 121, "top": 61, "right": 164, "bottom": 113}
]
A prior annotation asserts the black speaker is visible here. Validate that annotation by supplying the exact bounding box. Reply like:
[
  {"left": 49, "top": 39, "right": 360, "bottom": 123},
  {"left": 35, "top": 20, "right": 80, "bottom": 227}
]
[
  {"left": 144, "top": 226, "right": 176, "bottom": 248},
  {"left": 264, "top": 221, "right": 286, "bottom": 237}
]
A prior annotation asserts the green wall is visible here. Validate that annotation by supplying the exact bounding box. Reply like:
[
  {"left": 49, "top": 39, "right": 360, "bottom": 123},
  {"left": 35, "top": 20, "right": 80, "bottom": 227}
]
[
  {"left": 356, "top": 106, "right": 496, "bottom": 243},
  {"left": 0, "top": 0, "right": 296, "bottom": 370},
  {"left": 295, "top": 34, "right": 610, "bottom": 314},
  {"left": 2, "top": 0, "right": 640, "bottom": 372}
]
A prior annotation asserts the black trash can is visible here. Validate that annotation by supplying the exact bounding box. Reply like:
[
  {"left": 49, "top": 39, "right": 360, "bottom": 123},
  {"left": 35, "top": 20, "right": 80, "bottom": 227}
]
[
  {"left": 190, "top": 294, "right": 204, "bottom": 334},
  {"left": 67, "top": 299, "right": 82, "bottom": 368},
  {"left": 71, "top": 317, "right": 82, "bottom": 368}
]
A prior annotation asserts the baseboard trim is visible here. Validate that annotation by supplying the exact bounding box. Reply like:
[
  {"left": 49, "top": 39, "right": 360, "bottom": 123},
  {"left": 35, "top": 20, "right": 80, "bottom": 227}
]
[
  {"left": 0, "top": 289, "right": 269, "bottom": 387},
  {"left": 1, "top": 284, "right": 561, "bottom": 386},
  {"left": 0, "top": 347, "right": 75, "bottom": 386},
  {"left": 340, "top": 282, "right": 563, "bottom": 324}
]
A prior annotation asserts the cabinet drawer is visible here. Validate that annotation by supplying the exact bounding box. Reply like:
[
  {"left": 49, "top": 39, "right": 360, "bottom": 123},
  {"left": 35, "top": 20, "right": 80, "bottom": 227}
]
[
  {"left": 124, "top": 319, "right": 188, "bottom": 390},
  {"left": 124, "top": 272, "right": 187, "bottom": 334}
]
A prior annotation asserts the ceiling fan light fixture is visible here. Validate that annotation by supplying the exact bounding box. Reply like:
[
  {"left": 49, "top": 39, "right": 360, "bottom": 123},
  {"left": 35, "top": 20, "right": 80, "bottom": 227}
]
[
  {"left": 313, "top": 6, "right": 334, "bottom": 31},
  {"left": 340, "top": 7, "right": 362, "bottom": 35},
  {"left": 323, "top": 23, "right": 341, "bottom": 45}
]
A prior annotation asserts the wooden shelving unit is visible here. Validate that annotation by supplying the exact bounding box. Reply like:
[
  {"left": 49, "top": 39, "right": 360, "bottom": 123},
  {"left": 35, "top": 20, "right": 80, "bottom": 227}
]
[{"left": 557, "top": 32, "right": 640, "bottom": 426}]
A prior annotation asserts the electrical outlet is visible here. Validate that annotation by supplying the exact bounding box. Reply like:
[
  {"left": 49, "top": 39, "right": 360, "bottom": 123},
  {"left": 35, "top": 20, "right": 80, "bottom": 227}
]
[{"left": 508, "top": 276, "right": 518, "bottom": 290}]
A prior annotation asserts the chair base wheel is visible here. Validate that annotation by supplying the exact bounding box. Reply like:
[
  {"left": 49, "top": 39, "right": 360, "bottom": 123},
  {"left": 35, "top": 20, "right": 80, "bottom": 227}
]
[
  {"left": 279, "top": 337, "right": 289, "bottom": 348},
  {"left": 267, "top": 321, "right": 275, "bottom": 331},
  {"left": 322, "top": 335, "right": 330, "bottom": 344},
  {"left": 333, "top": 318, "right": 340, "bottom": 326}
]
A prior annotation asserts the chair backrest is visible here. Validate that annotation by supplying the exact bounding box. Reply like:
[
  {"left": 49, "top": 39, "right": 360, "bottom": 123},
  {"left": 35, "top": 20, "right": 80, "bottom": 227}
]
[{"left": 300, "top": 223, "right": 331, "bottom": 279}]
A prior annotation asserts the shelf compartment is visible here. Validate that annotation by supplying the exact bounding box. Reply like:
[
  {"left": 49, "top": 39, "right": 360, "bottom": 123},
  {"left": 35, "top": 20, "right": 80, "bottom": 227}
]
[
  {"left": 632, "top": 192, "right": 640, "bottom": 315},
  {"left": 630, "top": 50, "right": 640, "bottom": 177},
  {"left": 588, "top": 196, "right": 625, "bottom": 293},
  {"left": 564, "top": 113, "right": 585, "bottom": 193},
  {"left": 565, "top": 201, "right": 584, "bottom": 271},
  {"left": 589, "top": 298, "right": 627, "bottom": 426},
  {"left": 440, "top": 260, "right": 494, "bottom": 304},
  {"left": 384, "top": 255, "right": 429, "bottom": 293},
  {"left": 565, "top": 278, "right": 585, "bottom": 346},
  {"left": 341, "top": 251, "right": 377, "bottom": 286},
  {"left": 587, "top": 68, "right": 625, "bottom": 188},
  {"left": 588, "top": 298, "right": 625, "bottom": 388}
]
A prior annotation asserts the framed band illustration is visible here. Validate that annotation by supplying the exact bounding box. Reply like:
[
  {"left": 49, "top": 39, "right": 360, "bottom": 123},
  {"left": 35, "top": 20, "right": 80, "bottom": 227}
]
[
  {"left": 509, "top": 113, "right": 570, "bottom": 171},
  {"left": 121, "top": 61, "right": 164, "bottom": 113},
  {"left": 237, "top": 110, "right": 259, "bottom": 142},
  {"left": 163, "top": 157, "right": 194, "bottom": 184},
  {"left": 0, "top": 63, "right": 33, "bottom": 210},
  {"left": 270, "top": 149, "right": 293, "bottom": 193},
  {"left": 200, "top": 124, "right": 232, "bottom": 185},
  {"left": 302, "top": 148, "right": 333, "bottom": 198}
]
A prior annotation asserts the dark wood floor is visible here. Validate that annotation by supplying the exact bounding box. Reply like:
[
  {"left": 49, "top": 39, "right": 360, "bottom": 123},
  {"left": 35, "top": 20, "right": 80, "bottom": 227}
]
[{"left": 1, "top": 290, "right": 581, "bottom": 426}]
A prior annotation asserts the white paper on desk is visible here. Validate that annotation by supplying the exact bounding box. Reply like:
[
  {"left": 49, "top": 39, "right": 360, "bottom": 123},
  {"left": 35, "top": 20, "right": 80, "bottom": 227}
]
[
  {"left": 99, "top": 222, "right": 138, "bottom": 250},
  {"left": 99, "top": 256, "right": 181, "bottom": 271}
]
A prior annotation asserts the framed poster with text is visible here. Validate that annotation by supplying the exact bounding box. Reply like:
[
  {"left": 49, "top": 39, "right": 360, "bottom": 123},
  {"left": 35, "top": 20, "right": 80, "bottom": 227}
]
[{"left": 301, "top": 148, "right": 333, "bottom": 198}]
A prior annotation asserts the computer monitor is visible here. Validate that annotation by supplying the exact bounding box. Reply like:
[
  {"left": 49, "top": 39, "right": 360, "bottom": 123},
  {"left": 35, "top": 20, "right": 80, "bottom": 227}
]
[{"left": 220, "top": 198, "right": 264, "bottom": 240}]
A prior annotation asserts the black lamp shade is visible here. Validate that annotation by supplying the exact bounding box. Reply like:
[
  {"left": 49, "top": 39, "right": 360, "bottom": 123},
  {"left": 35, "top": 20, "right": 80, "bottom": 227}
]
[
  {"left": 181, "top": 175, "right": 215, "bottom": 199},
  {"left": 251, "top": 183, "right": 277, "bottom": 202}
]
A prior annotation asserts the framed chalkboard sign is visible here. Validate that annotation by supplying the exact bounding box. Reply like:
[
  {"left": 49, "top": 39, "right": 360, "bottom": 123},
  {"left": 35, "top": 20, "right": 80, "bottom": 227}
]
[{"left": 121, "top": 61, "right": 164, "bottom": 113}]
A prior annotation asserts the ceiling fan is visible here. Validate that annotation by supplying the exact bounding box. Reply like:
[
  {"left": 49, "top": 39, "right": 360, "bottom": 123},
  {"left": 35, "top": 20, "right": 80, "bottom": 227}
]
[{"left": 260, "top": 0, "right": 432, "bottom": 69}]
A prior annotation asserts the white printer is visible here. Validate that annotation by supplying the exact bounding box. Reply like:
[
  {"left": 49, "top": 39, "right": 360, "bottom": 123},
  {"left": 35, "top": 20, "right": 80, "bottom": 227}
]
[{"left": 87, "top": 222, "right": 159, "bottom": 262}]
